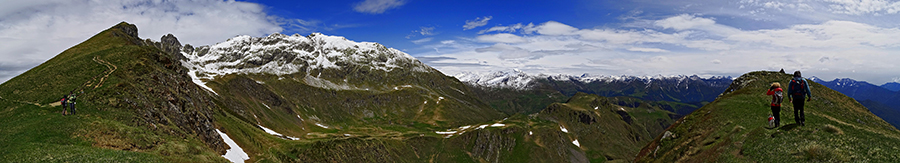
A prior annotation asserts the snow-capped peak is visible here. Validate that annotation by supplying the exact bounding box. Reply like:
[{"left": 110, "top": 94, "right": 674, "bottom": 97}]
[
  {"left": 181, "top": 33, "right": 431, "bottom": 82},
  {"left": 456, "top": 70, "right": 733, "bottom": 90},
  {"left": 455, "top": 69, "right": 535, "bottom": 89}
]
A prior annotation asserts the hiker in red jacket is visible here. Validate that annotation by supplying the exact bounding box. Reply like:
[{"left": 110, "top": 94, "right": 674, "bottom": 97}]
[
  {"left": 766, "top": 82, "right": 784, "bottom": 127},
  {"left": 61, "top": 95, "right": 68, "bottom": 115}
]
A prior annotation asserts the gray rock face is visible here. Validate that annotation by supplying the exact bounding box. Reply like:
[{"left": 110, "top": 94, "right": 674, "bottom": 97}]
[
  {"left": 161, "top": 34, "right": 181, "bottom": 48},
  {"left": 114, "top": 22, "right": 139, "bottom": 38},
  {"left": 143, "top": 34, "right": 187, "bottom": 60}
]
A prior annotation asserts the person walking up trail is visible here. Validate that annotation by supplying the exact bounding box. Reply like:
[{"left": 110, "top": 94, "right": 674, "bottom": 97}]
[
  {"left": 788, "top": 71, "right": 812, "bottom": 126},
  {"left": 766, "top": 82, "right": 784, "bottom": 127}
]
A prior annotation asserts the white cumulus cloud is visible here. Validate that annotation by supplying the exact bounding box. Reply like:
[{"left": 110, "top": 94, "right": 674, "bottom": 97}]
[
  {"left": 476, "top": 33, "right": 527, "bottom": 43},
  {"left": 628, "top": 47, "right": 670, "bottom": 53}
]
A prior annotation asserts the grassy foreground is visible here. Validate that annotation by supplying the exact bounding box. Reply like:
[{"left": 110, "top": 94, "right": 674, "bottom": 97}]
[{"left": 636, "top": 71, "right": 900, "bottom": 162}]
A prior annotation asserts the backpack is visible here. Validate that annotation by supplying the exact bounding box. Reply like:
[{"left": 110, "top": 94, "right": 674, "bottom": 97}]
[
  {"left": 789, "top": 79, "right": 807, "bottom": 96},
  {"left": 771, "top": 91, "right": 783, "bottom": 105}
]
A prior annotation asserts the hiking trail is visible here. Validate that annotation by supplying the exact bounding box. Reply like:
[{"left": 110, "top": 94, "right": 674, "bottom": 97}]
[{"left": 1, "top": 56, "right": 117, "bottom": 108}]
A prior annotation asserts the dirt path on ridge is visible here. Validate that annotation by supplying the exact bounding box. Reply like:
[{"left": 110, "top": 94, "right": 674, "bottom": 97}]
[{"left": 0, "top": 56, "right": 118, "bottom": 107}]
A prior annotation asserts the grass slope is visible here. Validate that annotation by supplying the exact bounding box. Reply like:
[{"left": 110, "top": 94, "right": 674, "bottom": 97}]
[
  {"left": 635, "top": 71, "right": 900, "bottom": 162},
  {"left": 0, "top": 22, "right": 227, "bottom": 162}
]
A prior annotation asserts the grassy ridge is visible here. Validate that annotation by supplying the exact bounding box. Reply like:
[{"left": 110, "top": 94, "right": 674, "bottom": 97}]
[
  {"left": 636, "top": 71, "right": 900, "bottom": 162},
  {"left": 0, "top": 22, "right": 228, "bottom": 162}
]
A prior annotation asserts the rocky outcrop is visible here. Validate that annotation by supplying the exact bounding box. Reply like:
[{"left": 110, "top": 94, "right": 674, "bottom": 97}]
[
  {"left": 144, "top": 34, "right": 187, "bottom": 60},
  {"left": 99, "top": 25, "right": 226, "bottom": 154}
]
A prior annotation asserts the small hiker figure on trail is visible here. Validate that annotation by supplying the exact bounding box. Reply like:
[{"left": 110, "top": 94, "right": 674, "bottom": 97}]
[
  {"left": 61, "top": 95, "right": 68, "bottom": 115},
  {"left": 66, "top": 91, "right": 77, "bottom": 115},
  {"left": 788, "top": 71, "right": 812, "bottom": 126},
  {"left": 766, "top": 82, "right": 783, "bottom": 128}
]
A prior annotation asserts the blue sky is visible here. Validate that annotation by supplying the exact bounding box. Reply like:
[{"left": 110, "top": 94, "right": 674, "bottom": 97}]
[{"left": 2, "top": 0, "right": 900, "bottom": 84}]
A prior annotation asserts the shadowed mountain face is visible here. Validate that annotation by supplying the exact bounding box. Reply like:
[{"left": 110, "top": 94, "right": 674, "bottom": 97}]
[
  {"left": 635, "top": 71, "right": 900, "bottom": 162},
  {"left": 811, "top": 77, "right": 900, "bottom": 129}
]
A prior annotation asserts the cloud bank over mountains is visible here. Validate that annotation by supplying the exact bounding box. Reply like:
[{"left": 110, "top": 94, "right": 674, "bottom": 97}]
[
  {"left": 2, "top": 0, "right": 899, "bottom": 85},
  {"left": 416, "top": 0, "right": 900, "bottom": 84}
]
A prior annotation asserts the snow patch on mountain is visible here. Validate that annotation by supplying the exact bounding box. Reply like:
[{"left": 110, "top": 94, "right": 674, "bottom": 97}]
[
  {"left": 216, "top": 129, "right": 249, "bottom": 163},
  {"left": 258, "top": 125, "right": 300, "bottom": 140}
]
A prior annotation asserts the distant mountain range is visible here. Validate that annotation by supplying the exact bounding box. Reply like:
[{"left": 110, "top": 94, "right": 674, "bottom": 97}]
[
  {"left": 456, "top": 70, "right": 733, "bottom": 116},
  {"left": 882, "top": 82, "right": 900, "bottom": 92},
  {"left": 809, "top": 77, "right": 900, "bottom": 129}
]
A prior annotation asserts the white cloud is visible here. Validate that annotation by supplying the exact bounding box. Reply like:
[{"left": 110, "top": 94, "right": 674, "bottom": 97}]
[
  {"left": 463, "top": 16, "right": 492, "bottom": 30},
  {"left": 476, "top": 33, "right": 527, "bottom": 43},
  {"left": 353, "top": 0, "right": 406, "bottom": 14},
  {"left": 478, "top": 23, "right": 533, "bottom": 34},
  {"left": 0, "top": 0, "right": 284, "bottom": 83},
  {"left": 406, "top": 26, "right": 436, "bottom": 39},
  {"left": 822, "top": 0, "right": 900, "bottom": 15},
  {"left": 655, "top": 14, "right": 716, "bottom": 30},
  {"left": 412, "top": 37, "right": 433, "bottom": 44},
  {"left": 531, "top": 21, "right": 579, "bottom": 35},
  {"left": 627, "top": 47, "right": 670, "bottom": 53},
  {"left": 419, "top": 27, "right": 436, "bottom": 35}
]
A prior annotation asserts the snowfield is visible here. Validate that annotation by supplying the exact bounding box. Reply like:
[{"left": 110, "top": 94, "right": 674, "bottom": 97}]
[
  {"left": 216, "top": 129, "right": 249, "bottom": 163},
  {"left": 258, "top": 125, "right": 300, "bottom": 140}
]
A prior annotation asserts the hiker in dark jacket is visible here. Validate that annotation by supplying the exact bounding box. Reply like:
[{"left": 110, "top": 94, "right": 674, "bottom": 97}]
[
  {"left": 787, "top": 71, "right": 812, "bottom": 126},
  {"left": 67, "top": 92, "right": 77, "bottom": 115},
  {"left": 766, "top": 82, "right": 784, "bottom": 127}
]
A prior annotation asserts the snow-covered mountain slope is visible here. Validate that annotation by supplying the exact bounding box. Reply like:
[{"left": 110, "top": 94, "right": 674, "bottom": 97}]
[
  {"left": 181, "top": 33, "right": 431, "bottom": 82},
  {"left": 454, "top": 70, "right": 534, "bottom": 89},
  {"left": 455, "top": 70, "right": 733, "bottom": 90}
]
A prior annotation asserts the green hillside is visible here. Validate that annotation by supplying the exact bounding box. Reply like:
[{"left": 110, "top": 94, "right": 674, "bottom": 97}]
[
  {"left": 214, "top": 91, "right": 677, "bottom": 162},
  {"left": 0, "top": 22, "right": 228, "bottom": 162},
  {"left": 635, "top": 71, "right": 900, "bottom": 162}
]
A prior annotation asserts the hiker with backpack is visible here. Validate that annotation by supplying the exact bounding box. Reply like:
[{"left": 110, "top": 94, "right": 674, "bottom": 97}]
[
  {"left": 766, "top": 82, "right": 784, "bottom": 127},
  {"left": 60, "top": 95, "right": 68, "bottom": 115},
  {"left": 788, "top": 71, "right": 812, "bottom": 126},
  {"left": 66, "top": 91, "right": 77, "bottom": 115}
]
